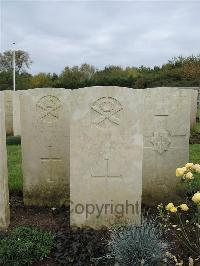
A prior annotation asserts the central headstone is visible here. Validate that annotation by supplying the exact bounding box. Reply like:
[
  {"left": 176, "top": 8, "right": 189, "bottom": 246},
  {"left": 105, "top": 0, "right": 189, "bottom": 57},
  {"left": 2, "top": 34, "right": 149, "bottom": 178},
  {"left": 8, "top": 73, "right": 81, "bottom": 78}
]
[
  {"left": 70, "top": 86, "right": 143, "bottom": 228},
  {"left": 20, "top": 88, "right": 70, "bottom": 206},
  {"left": 0, "top": 92, "right": 10, "bottom": 230}
]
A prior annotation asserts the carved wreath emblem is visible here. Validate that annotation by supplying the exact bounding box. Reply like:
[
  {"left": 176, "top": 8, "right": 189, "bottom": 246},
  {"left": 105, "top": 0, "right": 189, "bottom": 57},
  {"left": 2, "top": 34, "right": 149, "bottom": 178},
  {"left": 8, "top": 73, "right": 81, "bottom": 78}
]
[
  {"left": 151, "top": 130, "right": 171, "bottom": 154},
  {"left": 36, "top": 95, "right": 61, "bottom": 123},
  {"left": 91, "top": 97, "right": 123, "bottom": 127}
]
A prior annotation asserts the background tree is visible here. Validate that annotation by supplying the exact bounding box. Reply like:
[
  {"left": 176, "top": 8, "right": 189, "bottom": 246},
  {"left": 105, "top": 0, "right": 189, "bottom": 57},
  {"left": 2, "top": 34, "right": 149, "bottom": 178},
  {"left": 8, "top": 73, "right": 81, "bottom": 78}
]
[
  {"left": 1, "top": 51, "right": 200, "bottom": 91},
  {"left": 0, "top": 50, "right": 33, "bottom": 90},
  {"left": 0, "top": 50, "right": 32, "bottom": 73}
]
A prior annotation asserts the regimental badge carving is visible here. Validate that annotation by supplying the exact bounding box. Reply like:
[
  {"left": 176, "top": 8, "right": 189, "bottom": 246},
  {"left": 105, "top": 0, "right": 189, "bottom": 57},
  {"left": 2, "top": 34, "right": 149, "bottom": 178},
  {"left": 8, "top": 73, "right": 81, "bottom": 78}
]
[
  {"left": 151, "top": 130, "right": 171, "bottom": 154},
  {"left": 36, "top": 95, "right": 61, "bottom": 123},
  {"left": 91, "top": 97, "right": 123, "bottom": 128}
]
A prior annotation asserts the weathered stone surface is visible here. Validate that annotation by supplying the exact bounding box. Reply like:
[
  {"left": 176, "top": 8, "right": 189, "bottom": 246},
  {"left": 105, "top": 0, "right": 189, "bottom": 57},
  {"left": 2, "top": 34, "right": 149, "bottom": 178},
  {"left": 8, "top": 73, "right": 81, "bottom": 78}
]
[
  {"left": 143, "top": 87, "right": 191, "bottom": 205},
  {"left": 13, "top": 90, "right": 26, "bottom": 136},
  {"left": 20, "top": 88, "right": 70, "bottom": 206},
  {"left": 70, "top": 86, "right": 143, "bottom": 228},
  {"left": 178, "top": 87, "right": 199, "bottom": 129},
  {"left": 3, "top": 90, "right": 13, "bottom": 136},
  {"left": 0, "top": 92, "right": 10, "bottom": 230}
]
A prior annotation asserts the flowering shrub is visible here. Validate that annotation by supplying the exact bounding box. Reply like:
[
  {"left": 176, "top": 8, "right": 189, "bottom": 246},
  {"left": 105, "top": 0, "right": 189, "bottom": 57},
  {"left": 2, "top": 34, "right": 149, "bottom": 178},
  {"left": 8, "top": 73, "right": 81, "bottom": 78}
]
[
  {"left": 176, "top": 162, "right": 200, "bottom": 195},
  {"left": 158, "top": 162, "right": 200, "bottom": 258}
]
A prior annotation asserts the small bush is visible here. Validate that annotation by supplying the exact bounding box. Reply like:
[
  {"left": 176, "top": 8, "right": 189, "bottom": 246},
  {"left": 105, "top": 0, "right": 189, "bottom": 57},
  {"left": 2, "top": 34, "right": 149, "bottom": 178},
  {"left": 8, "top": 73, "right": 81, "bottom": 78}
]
[
  {"left": 6, "top": 136, "right": 21, "bottom": 145},
  {"left": 0, "top": 226, "right": 54, "bottom": 266},
  {"left": 109, "top": 215, "right": 168, "bottom": 266}
]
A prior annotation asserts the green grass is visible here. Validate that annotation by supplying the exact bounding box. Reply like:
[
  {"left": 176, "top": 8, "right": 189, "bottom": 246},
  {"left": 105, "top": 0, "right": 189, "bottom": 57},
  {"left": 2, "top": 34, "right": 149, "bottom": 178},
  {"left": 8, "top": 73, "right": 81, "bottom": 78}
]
[
  {"left": 193, "top": 122, "right": 200, "bottom": 133},
  {"left": 6, "top": 143, "right": 200, "bottom": 193},
  {"left": 189, "top": 144, "right": 200, "bottom": 163},
  {"left": 191, "top": 118, "right": 200, "bottom": 133},
  {"left": 7, "top": 145, "right": 23, "bottom": 192}
]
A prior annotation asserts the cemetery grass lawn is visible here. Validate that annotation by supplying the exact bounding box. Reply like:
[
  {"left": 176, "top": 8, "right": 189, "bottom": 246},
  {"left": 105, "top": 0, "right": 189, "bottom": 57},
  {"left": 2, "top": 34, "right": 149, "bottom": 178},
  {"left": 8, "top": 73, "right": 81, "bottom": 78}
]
[
  {"left": 194, "top": 121, "right": 200, "bottom": 133},
  {"left": 189, "top": 144, "right": 200, "bottom": 163},
  {"left": 7, "top": 144, "right": 23, "bottom": 193}
]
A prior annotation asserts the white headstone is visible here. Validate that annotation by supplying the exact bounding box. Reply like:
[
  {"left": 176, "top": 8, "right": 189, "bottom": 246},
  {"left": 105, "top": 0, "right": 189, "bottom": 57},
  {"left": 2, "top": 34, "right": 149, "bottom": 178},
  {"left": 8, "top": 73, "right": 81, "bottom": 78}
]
[
  {"left": 20, "top": 88, "right": 70, "bottom": 206},
  {"left": 70, "top": 86, "right": 143, "bottom": 228},
  {"left": 3, "top": 90, "right": 13, "bottom": 136},
  {"left": 0, "top": 92, "right": 10, "bottom": 230},
  {"left": 179, "top": 87, "right": 199, "bottom": 129},
  {"left": 13, "top": 90, "right": 26, "bottom": 136},
  {"left": 143, "top": 87, "right": 190, "bottom": 205}
]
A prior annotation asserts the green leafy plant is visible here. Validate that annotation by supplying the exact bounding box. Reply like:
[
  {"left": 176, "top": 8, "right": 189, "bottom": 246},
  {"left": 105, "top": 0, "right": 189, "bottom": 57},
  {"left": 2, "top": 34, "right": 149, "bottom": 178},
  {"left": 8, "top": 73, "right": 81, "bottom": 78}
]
[
  {"left": 108, "top": 215, "right": 168, "bottom": 266},
  {"left": 0, "top": 226, "right": 54, "bottom": 266}
]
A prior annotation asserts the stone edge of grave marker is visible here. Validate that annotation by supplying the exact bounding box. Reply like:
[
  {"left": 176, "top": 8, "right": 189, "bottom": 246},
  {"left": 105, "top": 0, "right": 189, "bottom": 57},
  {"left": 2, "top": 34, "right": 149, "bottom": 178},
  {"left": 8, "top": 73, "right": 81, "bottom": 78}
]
[
  {"left": 190, "top": 89, "right": 198, "bottom": 130},
  {"left": 3, "top": 90, "right": 14, "bottom": 136},
  {"left": 13, "top": 90, "right": 26, "bottom": 136},
  {"left": 0, "top": 92, "right": 10, "bottom": 230}
]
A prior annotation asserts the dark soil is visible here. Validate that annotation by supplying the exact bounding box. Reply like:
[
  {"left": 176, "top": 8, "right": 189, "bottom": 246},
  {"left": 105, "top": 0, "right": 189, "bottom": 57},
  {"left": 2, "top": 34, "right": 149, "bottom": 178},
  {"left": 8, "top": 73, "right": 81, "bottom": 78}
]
[
  {"left": 7, "top": 194, "right": 200, "bottom": 266},
  {"left": 9, "top": 193, "right": 111, "bottom": 266},
  {"left": 9, "top": 192, "right": 66, "bottom": 232}
]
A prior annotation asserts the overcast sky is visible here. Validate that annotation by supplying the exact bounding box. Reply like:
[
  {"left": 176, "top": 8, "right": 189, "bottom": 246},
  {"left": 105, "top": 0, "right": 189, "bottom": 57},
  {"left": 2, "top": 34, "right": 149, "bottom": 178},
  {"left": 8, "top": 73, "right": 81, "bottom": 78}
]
[{"left": 1, "top": 0, "right": 200, "bottom": 74}]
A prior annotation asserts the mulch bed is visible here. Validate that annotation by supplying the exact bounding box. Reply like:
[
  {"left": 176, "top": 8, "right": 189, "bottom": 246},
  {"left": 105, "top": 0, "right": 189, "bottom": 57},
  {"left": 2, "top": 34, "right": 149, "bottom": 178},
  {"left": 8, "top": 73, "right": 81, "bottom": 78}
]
[
  {"left": 9, "top": 193, "right": 111, "bottom": 266},
  {"left": 8, "top": 193, "right": 200, "bottom": 265}
]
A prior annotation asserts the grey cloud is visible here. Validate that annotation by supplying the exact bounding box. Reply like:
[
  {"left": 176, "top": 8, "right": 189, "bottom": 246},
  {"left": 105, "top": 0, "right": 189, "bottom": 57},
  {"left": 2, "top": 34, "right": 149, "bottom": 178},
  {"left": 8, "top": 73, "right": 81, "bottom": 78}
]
[{"left": 1, "top": 0, "right": 200, "bottom": 74}]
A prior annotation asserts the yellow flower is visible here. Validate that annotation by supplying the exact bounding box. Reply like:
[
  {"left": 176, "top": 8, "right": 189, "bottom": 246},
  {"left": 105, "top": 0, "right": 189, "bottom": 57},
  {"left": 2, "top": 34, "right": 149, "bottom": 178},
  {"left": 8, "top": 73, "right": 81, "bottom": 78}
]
[
  {"left": 185, "top": 172, "right": 194, "bottom": 180},
  {"left": 182, "top": 167, "right": 187, "bottom": 172},
  {"left": 170, "top": 207, "right": 177, "bottom": 213},
  {"left": 193, "top": 164, "right": 200, "bottom": 173},
  {"left": 192, "top": 192, "right": 200, "bottom": 205},
  {"left": 165, "top": 202, "right": 174, "bottom": 211},
  {"left": 179, "top": 204, "right": 189, "bottom": 211},
  {"left": 185, "top": 163, "right": 194, "bottom": 169},
  {"left": 176, "top": 168, "right": 185, "bottom": 177}
]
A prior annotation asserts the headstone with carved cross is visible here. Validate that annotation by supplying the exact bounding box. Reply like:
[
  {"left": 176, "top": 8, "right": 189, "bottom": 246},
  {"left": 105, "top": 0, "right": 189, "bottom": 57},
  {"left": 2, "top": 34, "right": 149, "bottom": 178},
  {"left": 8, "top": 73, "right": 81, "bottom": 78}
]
[
  {"left": 70, "top": 86, "right": 144, "bottom": 228},
  {"left": 0, "top": 92, "right": 10, "bottom": 230},
  {"left": 143, "top": 87, "right": 191, "bottom": 205},
  {"left": 20, "top": 88, "right": 71, "bottom": 206}
]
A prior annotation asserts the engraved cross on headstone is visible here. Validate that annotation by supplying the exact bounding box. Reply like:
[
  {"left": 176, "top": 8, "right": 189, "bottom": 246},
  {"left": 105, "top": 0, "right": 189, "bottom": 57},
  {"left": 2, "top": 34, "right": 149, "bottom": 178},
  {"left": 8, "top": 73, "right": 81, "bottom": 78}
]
[
  {"left": 40, "top": 145, "right": 62, "bottom": 182},
  {"left": 145, "top": 97, "right": 187, "bottom": 154},
  {"left": 91, "top": 142, "right": 122, "bottom": 178}
]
